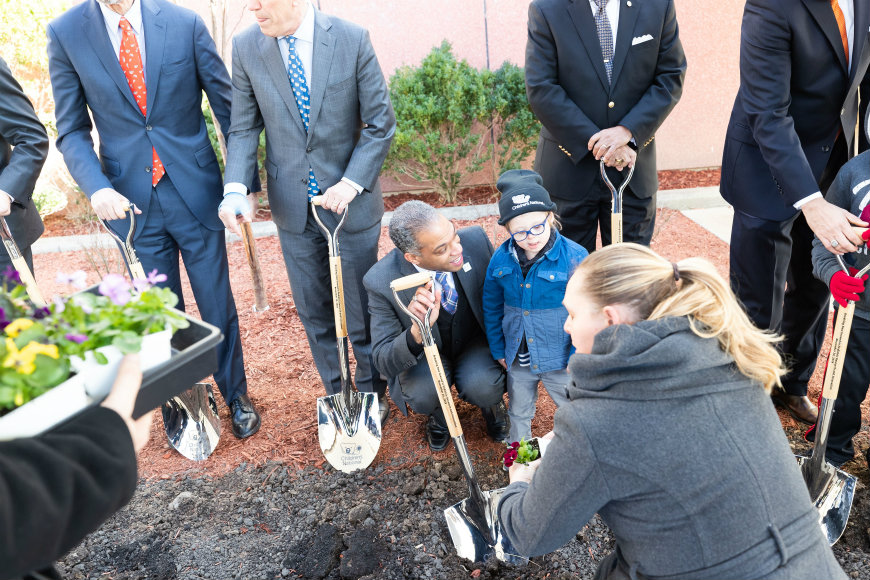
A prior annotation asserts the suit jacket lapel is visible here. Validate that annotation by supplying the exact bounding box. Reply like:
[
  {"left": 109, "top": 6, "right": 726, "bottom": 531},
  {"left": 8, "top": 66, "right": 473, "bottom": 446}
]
[
  {"left": 802, "top": 0, "right": 849, "bottom": 73},
  {"left": 257, "top": 33, "right": 306, "bottom": 133},
  {"left": 610, "top": 0, "right": 639, "bottom": 90},
  {"left": 454, "top": 252, "right": 485, "bottom": 331},
  {"left": 142, "top": 0, "right": 165, "bottom": 119},
  {"left": 849, "top": 0, "right": 869, "bottom": 83},
  {"left": 567, "top": 0, "right": 610, "bottom": 92},
  {"left": 307, "top": 11, "right": 334, "bottom": 138},
  {"left": 83, "top": 0, "right": 141, "bottom": 114}
]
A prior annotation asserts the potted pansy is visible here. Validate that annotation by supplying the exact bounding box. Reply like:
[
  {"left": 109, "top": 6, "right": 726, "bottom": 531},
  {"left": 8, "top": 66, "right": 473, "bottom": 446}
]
[
  {"left": 503, "top": 437, "right": 548, "bottom": 470},
  {"left": 0, "top": 269, "right": 193, "bottom": 439},
  {"left": 53, "top": 270, "right": 190, "bottom": 398}
]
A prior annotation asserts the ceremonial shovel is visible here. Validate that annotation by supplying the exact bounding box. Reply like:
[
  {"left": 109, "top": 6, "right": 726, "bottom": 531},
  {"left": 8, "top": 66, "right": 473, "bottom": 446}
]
[
  {"left": 599, "top": 159, "right": 635, "bottom": 244},
  {"left": 311, "top": 197, "right": 381, "bottom": 473},
  {"left": 795, "top": 255, "right": 864, "bottom": 545},
  {"left": 101, "top": 205, "right": 221, "bottom": 461},
  {"left": 0, "top": 217, "right": 45, "bottom": 306},
  {"left": 390, "top": 272, "right": 525, "bottom": 565}
]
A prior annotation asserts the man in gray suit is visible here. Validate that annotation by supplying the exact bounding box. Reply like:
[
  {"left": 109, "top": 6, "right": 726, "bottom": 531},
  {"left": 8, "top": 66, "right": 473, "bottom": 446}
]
[
  {"left": 363, "top": 201, "right": 509, "bottom": 451},
  {"left": 0, "top": 56, "right": 48, "bottom": 272},
  {"left": 219, "top": 0, "right": 395, "bottom": 425}
]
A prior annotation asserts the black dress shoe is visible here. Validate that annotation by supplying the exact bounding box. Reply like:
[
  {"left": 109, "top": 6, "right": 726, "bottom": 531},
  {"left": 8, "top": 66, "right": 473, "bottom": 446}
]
[
  {"left": 230, "top": 394, "right": 261, "bottom": 439},
  {"left": 481, "top": 401, "right": 510, "bottom": 443},
  {"left": 426, "top": 410, "right": 450, "bottom": 452},
  {"left": 770, "top": 390, "right": 818, "bottom": 425},
  {"left": 378, "top": 396, "right": 390, "bottom": 428}
]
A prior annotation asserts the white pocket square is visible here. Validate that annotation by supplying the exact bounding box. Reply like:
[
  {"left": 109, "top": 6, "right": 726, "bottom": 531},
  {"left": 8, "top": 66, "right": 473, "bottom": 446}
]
[{"left": 632, "top": 34, "right": 653, "bottom": 46}]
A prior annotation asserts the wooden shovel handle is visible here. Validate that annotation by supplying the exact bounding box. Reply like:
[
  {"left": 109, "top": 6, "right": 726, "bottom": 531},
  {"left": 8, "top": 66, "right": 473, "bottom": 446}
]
[
  {"left": 240, "top": 222, "right": 269, "bottom": 312},
  {"left": 329, "top": 255, "right": 347, "bottom": 338},
  {"left": 423, "top": 344, "right": 462, "bottom": 438},
  {"left": 611, "top": 212, "right": 623, "bottom": 244},
  {"left": 822, "top": 302, "right": 855, "bottom": 401},
  {"left": 390, "top": 272, "right": 433, "bottom": 292}
]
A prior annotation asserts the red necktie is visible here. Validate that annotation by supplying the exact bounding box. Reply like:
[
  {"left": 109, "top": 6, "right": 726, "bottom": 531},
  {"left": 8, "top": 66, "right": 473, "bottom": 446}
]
[
  {"left": 119, "top": 17, "right": 164, "bottom": 186},
  {"left": 831, "top": 0, "right": 849, "bottom": 67}
]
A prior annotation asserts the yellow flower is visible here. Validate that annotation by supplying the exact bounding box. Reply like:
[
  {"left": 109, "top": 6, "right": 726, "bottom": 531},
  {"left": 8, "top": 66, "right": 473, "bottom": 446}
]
[
  {"left": 5, "top": 318, "right": 34, "bottom": 338},
  {"left": 13, "top": 389, "right": 23, "bottom": 407},
  {"left": 3, "top": 339, "right": 57, "bottom": 375}
]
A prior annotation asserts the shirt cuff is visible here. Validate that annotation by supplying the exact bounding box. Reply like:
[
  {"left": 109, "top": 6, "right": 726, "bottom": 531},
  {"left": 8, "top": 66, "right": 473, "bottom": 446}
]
[
  {"left": 794, "top": 191, "right": 822, "bottom": 209},
  {"left": 405, "top": 328, "right": 424, "bottom": 356},
  {"left": 223, "top": 182, "right": 248, "bottom": 197},
  {"left": 0, "top": 189, "right": 13, "bottom": 202},
  {"left": 341, "top": 177, "right": 364, "bottom": 195}
]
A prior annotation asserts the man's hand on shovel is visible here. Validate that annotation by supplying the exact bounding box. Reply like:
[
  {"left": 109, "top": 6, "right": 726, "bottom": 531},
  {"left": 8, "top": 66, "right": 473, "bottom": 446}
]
[
  {"left": 218, "top": 192, "right": 253, "bottom": 237},
  {"left": 408, "top": 280, "right": 441, "bottom": 345},
  {"left": 91, "top": 188, "right": 142, "bottom": 221}
]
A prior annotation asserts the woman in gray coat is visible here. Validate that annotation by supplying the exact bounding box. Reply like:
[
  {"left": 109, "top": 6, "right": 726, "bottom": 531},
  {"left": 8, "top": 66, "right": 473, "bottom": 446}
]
[{"left": 497, "top": 243, "right": 845, "bottom": 580}]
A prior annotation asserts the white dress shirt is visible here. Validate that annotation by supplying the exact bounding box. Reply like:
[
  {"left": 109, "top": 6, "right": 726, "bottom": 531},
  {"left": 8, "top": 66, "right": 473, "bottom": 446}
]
[
  {"left": 224, "top": 0, "right": 362, "bottom": 197},
  {"left": 412, "top": 264, "right": 455, "bottom": 297}
]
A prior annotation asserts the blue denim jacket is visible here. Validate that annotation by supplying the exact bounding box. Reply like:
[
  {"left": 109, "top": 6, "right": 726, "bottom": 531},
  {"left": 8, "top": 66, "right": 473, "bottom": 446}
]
[{"left": 482, "top": 231, "right": 588, "bottom": 373}]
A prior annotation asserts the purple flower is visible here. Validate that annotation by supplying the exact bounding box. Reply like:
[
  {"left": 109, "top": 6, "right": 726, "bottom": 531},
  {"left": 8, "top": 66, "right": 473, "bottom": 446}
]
[
  {"left": 70, "top": 295, "right": 93, "bottom": 314},
  {"left": 98, "top": 274, "right": 131, "bottom": 306},
  {"left": 65, "top": 333, "right": 87, "bottom": 344},
  {"left": 132, "top": 269, "right": 168, "bottom": 293},
  {"left": 32, "top": 307, "right": 50, "bottom": 320},
  {"left": 2, "top": 266, "right": 20, "bottom": 286},
  {"left": 52, "top": 296, "right": 66, "bottom": 314},
  {"left": 146, "top": 269, "right": 167, "bottom": 286},
  {"left": 0, "top": 307, "right": 9, "bottom": 330},
  {"left": 56, "top": 270, "right": 87, "bottom": 289}
]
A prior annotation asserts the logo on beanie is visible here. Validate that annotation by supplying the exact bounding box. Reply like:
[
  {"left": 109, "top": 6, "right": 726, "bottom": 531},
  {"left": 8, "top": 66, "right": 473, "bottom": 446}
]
[{"left": 512, "top": 194, "right": 530, "bottom": 205}]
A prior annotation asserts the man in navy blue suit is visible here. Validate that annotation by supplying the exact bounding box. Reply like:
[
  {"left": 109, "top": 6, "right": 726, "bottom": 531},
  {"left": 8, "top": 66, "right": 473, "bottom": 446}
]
[
  {"left": 47, "top": 0, "right": 261, "bottom": 438},
  {"left": 721, "top": 0, "right": 870, "bottom": 425}
]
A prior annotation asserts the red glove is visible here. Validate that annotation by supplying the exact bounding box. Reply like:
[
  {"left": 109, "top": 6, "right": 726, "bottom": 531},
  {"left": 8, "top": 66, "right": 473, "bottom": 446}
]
[
  {"left": 830, "top": 268, "right": 868, "bottom": 308},
  {"left": 862, "top": 228, "right": 870, "bottom": 242}
]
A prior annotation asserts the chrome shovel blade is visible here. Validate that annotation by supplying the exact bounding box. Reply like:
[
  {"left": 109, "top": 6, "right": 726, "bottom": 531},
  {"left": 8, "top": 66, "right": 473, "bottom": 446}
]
[
  {"left": 162, "top": 383, "right": 221, "bottom": 461},
  {"left": 317, "top": 391, "right": 381, "bottom": 474},
  {"left": 796, "top": 455, "right": 857, "bottom": 545},
  {"left": 444, "top": 487, "right": 527, "bottom": 565}
]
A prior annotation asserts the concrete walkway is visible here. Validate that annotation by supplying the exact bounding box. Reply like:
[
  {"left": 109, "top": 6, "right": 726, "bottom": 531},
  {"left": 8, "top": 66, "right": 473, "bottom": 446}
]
[{"left": 31, "top": 186, "right": 732, "bottom": 255}]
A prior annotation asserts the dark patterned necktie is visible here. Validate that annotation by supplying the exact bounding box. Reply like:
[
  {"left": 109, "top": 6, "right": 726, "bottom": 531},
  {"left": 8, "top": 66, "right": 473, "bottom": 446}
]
[
  {"left": 282, "top": 35, "right": 320, "bottom": 198},
  {"left": 593, "top": 0, "right": 614, "bottom": 84},
  {"left": 435, "top": 271, "right": 458, "bottom": 315}
]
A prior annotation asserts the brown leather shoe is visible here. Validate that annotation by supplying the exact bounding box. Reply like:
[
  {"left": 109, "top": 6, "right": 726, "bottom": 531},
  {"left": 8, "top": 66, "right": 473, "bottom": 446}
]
[{"left": 770, "top": 391, "right": 818, "bottom": 425}]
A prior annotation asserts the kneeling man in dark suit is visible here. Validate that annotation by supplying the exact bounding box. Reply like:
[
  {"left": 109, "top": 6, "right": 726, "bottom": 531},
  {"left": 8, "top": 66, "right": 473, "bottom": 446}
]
[{"left": 363, "top": 201, "right": 508, "bottom": 451}]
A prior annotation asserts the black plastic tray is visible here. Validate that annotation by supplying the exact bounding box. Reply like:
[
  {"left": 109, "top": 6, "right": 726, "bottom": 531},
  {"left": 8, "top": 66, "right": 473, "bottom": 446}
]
[{"left": 132, "top": 312, "right": 222, "bottom": 419}]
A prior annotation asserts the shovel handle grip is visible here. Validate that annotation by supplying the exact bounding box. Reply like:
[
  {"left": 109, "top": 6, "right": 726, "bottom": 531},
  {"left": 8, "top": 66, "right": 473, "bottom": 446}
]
[
  {"left": 611, "top": 212, "right": 623, "bottom": 244},
  {"left": 240, "top": 222, "right": 270, "bottom": 312},
  {"left": 423, "top": 344, "right": 463, "bottom": 438},
  {"left": 310, "top": 195, "right": 325, "bottom": 206},
  {"left": 822, "top": 301, "right": 856, "bottom": 401},
  {"left": 390, "top": 272, "right": 433, "bottom": 292},
  {"left": 330, "top": 256, "right": 348, "bottom": 338}
]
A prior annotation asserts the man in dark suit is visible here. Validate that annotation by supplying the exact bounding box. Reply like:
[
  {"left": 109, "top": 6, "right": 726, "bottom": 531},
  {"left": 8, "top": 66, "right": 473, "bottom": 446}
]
[
  {"left": 525, "top": 0, "right": 686, "bottom": 250},
  {"left": 0, "top": 56, "right": 48, "bottom": 272},
  {"left": 363, "top": 201, "right": 508, "bottom": 451},
  {"left": 47, "top": 0, "right": 261, "bottom": 438},
  {"left": 721, "top": 0, "right": 870, "bottom": 424},
  {"left": 219, "top": 0, "right": 395, "bottom": 427}
]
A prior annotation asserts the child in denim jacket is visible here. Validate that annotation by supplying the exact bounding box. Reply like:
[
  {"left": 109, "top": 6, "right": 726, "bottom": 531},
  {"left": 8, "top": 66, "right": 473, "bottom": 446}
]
[{"left": 483, "top": 170, "right": 589, "bottom": 443}]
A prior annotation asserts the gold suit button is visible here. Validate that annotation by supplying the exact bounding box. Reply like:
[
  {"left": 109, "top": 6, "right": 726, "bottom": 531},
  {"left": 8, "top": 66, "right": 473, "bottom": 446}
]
[{"left": 608, "top": 101, "right": 615, "bottom": 109}]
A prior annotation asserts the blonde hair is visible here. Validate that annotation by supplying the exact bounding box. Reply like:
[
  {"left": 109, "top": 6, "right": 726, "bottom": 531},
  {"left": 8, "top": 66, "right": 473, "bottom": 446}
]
[{"left": 573, "top": 243, "right": 785, "bottom": 392}]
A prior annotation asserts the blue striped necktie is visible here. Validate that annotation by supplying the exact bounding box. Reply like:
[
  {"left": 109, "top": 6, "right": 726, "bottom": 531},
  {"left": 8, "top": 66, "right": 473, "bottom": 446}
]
[
  {"left": 283, "top": 35, "right": 320, "bottom": 198},
  {"left": 435, "top": 271, "right": 458, "bottom": 315}
]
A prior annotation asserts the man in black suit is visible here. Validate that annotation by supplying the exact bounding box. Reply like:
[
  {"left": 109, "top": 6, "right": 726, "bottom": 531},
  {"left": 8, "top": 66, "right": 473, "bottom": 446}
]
[
  {"left": 0, "top": 56, "right": 47, "bottom": 272},
  {"left": 525, "top": 0, "right": 686, "bottom": 250},
  {"left": 721, "top": 0, "right": 870, "bottom": 425},
  {"left": 363, "top": 201, "right": 508, "bottom": 451}
]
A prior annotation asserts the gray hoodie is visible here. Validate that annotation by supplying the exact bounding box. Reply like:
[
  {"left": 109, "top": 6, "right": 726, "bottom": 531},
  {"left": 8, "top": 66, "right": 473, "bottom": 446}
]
[{"left": 498, "top": 317, "right": 844, "bottom": 580}]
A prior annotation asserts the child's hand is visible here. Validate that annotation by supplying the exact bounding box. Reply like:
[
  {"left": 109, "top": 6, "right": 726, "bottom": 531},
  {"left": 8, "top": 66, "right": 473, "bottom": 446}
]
[
  {"left": 830, "top": 269, "right": 868, "bottom": 307},
  {"left": 497, "top": 358, "right": 506, "bottom": 370}
]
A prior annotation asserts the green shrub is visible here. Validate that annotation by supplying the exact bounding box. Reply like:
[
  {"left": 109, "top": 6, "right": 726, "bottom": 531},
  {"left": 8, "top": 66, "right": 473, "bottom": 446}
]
[
  {"left": 386, "top": 42, "right": 541, "bottom": 203},
  {"left": 386, "top": 42, "right": 490, "bottom": 203},
  {"left": 484, "top": 62, "right": 541, "bottom": 176},
  {"left": 32, "top": 185, "right": 67, "bottom": 217}
]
